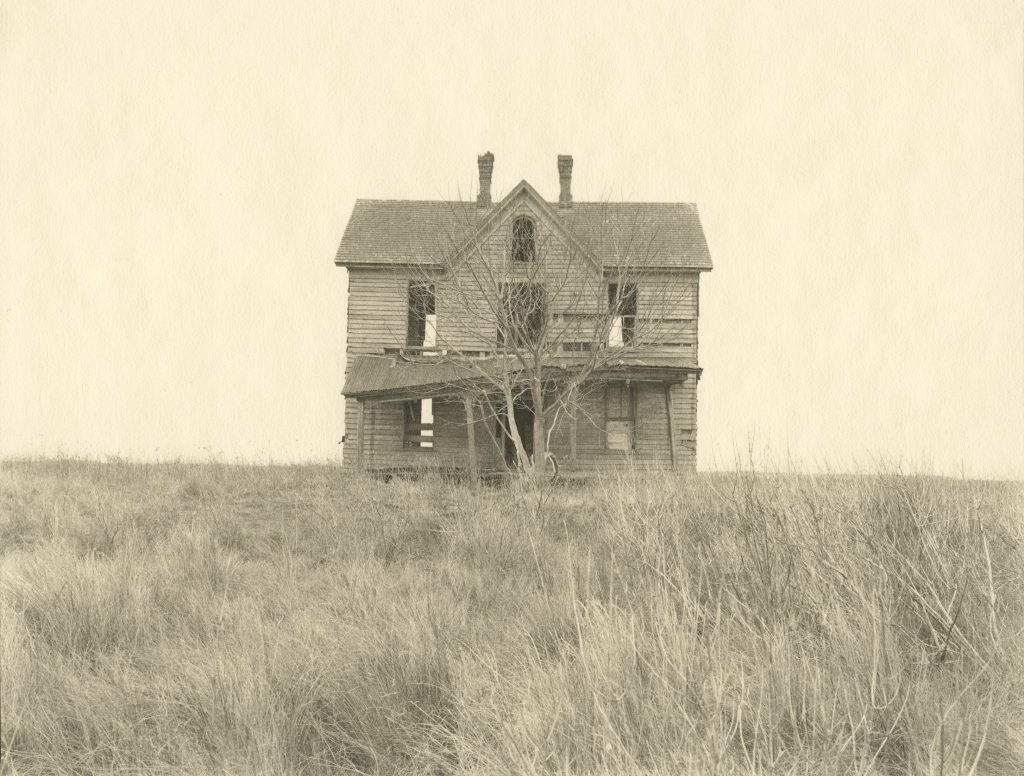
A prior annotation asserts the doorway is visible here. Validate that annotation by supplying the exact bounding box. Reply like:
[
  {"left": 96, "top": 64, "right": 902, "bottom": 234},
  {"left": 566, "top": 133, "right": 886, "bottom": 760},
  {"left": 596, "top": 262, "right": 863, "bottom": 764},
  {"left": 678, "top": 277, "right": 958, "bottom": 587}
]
[{"left": 497, "top": 395, "right": 534, "bottom": 468}]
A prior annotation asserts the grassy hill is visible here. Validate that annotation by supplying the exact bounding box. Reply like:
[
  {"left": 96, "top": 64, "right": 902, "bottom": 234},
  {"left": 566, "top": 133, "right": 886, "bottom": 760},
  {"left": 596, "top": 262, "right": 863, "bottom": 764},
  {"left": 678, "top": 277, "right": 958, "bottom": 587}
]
[{"left": 1, "top": 459, "right": 1022, "bottom": 774}]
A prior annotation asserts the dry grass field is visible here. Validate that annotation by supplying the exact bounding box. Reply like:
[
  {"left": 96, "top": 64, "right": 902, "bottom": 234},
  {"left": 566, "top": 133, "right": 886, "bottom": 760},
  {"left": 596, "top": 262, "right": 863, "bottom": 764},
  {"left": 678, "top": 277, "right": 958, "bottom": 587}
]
[{"left": 1, "top": 459, "right": 1022, "bottom": 775}]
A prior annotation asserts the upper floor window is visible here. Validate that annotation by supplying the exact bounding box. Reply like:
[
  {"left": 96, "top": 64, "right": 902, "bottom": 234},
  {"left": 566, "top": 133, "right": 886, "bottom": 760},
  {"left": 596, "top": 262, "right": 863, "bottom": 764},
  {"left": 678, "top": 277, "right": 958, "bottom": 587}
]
[
  {"left": 511, "top": 217, "right": 536, "bottom": 262},
  {"left": 608, "top": 283, "right": 638, "bottom": 346},
  {"left": 407, "top": 282, "right": 436, "bottom": 350}
]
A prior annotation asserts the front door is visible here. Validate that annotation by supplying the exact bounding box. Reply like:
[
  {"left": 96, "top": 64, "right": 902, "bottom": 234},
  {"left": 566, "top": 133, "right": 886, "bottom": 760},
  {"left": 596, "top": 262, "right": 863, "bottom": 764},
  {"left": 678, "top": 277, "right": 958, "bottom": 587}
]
[{"left": 498, "top": 396, "right": 534, "bottom": 468}]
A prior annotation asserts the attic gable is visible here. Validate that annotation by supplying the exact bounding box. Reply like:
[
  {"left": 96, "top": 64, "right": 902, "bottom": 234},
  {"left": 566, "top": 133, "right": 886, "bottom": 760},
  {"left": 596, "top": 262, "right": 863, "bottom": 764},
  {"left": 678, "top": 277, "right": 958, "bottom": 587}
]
[{"left": 449, "top": 180, "right": 598, "bottom": 270}]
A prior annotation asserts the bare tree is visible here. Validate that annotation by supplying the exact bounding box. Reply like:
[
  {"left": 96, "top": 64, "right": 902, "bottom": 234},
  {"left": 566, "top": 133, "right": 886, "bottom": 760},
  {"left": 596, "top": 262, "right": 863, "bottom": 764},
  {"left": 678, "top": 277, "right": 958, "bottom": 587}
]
[{"left": 395, "top": 195, "right": 692, "bottom": 481}]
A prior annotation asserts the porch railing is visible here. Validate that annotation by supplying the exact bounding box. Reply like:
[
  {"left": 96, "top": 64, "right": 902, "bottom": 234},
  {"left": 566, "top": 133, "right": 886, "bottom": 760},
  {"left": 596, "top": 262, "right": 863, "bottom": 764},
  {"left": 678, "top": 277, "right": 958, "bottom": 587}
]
[{"left": 403, "top": 422, "right": 435, "bottom": 450}]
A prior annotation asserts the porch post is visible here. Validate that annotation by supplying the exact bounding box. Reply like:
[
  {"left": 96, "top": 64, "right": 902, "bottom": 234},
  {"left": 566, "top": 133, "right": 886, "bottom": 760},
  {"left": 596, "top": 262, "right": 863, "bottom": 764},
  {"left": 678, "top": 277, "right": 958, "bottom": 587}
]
[
  {"left": 356, "top": 399, "right": 366, "bottom": 470},
  {"left": 463, "top": 393, "right": 478, "bottom": 483},
  {"left": 569, "top": 409, "right": 578, "bottom": 468},
  {"left": 664, "top": 382, "right": 677, "bottom": 469}
]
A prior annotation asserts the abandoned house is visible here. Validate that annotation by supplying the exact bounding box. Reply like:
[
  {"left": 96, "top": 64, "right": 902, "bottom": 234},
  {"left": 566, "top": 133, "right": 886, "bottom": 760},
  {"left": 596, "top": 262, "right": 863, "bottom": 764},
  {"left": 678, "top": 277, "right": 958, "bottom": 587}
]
[{"left": 335, "top": 153, "right": 712, "bottom": 475}]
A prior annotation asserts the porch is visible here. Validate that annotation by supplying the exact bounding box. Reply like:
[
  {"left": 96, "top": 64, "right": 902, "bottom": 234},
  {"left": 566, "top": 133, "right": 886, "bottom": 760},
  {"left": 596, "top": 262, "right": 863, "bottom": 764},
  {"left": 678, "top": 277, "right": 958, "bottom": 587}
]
[{"left": 342, "top": 354, "right": 700, "bottom": 477}]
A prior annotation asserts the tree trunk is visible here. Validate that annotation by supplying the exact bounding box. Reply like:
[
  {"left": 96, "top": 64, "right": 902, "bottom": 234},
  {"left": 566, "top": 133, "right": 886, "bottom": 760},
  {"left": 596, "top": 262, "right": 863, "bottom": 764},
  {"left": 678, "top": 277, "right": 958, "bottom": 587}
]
[
  {"left": 503, "top": 386, "right": 529, "bottom": 473},
  {"left": 531, "top": 378, "right": 546, "bottom": 483}
]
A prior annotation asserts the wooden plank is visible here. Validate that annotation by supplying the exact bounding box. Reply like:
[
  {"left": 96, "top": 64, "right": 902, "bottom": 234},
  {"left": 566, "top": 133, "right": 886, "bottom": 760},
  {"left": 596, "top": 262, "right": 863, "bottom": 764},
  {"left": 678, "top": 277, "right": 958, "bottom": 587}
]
[
  {"left": 664, "top": 382, "right": 676, "bottom": 469},
  {"left": 403, "top": 434, "right": 435, "bottom": 445}
]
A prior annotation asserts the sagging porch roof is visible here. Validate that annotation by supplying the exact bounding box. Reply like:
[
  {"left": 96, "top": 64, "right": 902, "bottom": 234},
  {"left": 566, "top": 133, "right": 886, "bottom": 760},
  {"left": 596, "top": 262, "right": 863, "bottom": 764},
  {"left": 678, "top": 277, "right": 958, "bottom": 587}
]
[{"left": 343, "top": 353, "right": 701, "bottom": 401}]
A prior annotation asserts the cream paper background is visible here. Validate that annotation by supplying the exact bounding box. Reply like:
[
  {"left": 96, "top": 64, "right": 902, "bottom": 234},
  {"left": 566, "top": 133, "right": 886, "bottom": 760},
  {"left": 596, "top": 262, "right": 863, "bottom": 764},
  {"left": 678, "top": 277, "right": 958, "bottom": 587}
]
[{"left": 2, "top": 1, "right": 1022, "bottom": 478}]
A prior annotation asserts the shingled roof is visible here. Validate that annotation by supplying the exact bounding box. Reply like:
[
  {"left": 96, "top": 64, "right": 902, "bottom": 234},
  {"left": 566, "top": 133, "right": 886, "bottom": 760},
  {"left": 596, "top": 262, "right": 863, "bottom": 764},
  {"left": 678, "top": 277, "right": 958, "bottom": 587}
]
[{"left": 335, "top": 195, "right": 712, "bottom": 270}]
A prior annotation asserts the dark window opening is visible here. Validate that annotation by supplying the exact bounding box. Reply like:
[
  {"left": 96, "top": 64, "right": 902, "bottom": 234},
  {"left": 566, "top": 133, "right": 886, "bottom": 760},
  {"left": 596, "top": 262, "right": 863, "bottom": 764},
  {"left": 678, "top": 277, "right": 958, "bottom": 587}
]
[
  {"left": 497, "top": 283, "right": 545, "bottom": 348},
  {"left": 608, "top": 283, "right": 638, "bottom": 346},
  {"left": 407, "top": 282, "right": 436, "bottom": 348},
  {"left": 403, "top": 399, "right": 434, "bottom": 450},
  {"left": 511, "top": 217, "right": 536, "bottom": 262}
]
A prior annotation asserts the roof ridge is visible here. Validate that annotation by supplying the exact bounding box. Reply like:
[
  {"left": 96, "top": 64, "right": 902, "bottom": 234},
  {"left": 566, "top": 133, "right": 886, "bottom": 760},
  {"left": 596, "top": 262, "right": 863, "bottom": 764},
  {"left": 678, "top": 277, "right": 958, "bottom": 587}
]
[
  {"left": 569, "top": 201, "right": 699, "bottom": 206},
  {"left": 351, "top": 198, "right": 699, "bottom": 206},
  {"left": 353, "top": 198, "right": 473, "bottom": 204}
]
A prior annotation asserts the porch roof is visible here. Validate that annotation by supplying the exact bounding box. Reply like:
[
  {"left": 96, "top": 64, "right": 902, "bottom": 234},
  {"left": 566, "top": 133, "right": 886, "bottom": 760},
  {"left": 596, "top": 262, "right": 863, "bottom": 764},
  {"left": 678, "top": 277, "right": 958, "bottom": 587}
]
[{"left": 342, "top": 353, "right": 700, "bottom": 401}]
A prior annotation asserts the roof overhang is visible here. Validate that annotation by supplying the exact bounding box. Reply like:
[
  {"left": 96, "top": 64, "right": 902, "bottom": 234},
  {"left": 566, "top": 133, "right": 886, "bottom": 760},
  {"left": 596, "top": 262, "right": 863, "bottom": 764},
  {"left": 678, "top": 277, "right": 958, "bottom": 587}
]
[
  {"left": 343, "top": 353, "right": 701, "bottom": 402},
  {"left": 337, "top": 261, "right": 444, "bottom": 270}
]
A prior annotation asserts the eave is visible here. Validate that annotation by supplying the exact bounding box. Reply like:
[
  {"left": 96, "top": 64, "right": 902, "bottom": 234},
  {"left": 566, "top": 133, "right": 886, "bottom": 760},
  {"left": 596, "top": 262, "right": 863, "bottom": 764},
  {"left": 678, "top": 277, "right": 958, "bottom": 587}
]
[{"left": 342, "top": 353, "right": 701, "bottom": 402}]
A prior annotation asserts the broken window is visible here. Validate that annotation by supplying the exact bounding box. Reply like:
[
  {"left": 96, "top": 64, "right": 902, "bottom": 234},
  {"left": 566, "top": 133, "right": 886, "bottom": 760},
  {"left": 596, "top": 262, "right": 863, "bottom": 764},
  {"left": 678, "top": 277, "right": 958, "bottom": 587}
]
[
  {"left": 605, "top": 382, "right": 634, "bottom": 451},
  {"left": 407, "top": 282, "right": 436, "bottom": 351},
  {"left": 403, "top": 398, "right": 434, "bottom": 450},
  {"left": 608, "top": 283, "right": 638, "bottom": 346},
  {"left": 497, "top": 283, "right": 545, "bottom": 348},
  {"left": 511, "top": 216, "right": 536, "bottom": 262}
]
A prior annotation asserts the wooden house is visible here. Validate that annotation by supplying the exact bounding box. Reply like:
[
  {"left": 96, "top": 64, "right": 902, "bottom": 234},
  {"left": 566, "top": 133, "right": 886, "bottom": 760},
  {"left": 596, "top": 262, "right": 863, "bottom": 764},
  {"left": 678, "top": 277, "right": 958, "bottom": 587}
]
[{"left": 334, "top": 153, "right": 712, "bottom": 475}]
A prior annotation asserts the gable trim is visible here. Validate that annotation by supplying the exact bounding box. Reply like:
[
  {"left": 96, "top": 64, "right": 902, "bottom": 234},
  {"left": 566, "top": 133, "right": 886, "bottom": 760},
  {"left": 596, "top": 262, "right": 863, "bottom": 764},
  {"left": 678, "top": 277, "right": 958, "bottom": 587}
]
[{"left": 451, "top": 180, "right": 600, "bottom": 270}]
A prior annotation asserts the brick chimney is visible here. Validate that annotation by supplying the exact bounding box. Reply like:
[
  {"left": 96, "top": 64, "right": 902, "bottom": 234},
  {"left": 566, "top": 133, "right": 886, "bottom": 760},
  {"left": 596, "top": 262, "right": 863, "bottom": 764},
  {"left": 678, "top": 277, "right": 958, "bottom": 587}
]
[
  {"left": 477, "top": 152, "right": 494, "bottom": 207},
  {"left": 557, "top": 155, "right": 573, "bottom": 208}
]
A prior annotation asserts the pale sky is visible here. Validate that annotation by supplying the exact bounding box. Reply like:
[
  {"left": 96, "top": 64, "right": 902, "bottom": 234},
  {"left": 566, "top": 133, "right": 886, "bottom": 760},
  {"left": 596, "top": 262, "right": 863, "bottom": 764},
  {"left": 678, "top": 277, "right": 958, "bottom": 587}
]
[{"left": 2, "top": 1, "right": 1023, "bottom": 478}]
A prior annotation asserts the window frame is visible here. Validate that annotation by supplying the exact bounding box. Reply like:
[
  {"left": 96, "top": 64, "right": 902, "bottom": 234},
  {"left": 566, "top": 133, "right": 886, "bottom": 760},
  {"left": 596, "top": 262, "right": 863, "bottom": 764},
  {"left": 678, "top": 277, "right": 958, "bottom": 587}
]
[
  {"left": 608, "top": 282, "right": 638, "bottom": 347},
  {"left": 406, "top": 281, "right": 436, "bottom": 349},
  {"left": 403, "top": 398, "right": 435, "bottom": 451},
  {"left": 510, "top": 216, "right": 536, "bottom": 263}
]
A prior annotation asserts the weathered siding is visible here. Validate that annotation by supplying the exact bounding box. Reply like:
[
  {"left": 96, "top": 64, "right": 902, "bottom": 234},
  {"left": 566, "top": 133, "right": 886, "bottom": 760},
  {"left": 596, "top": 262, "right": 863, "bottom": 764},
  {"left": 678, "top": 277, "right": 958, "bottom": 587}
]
[
  {"left": 635, "top": 271, "right": 700, "bottom": 360},
  {"left": 567, "top": 381, "right": 695, "bottom": 471},
  {"left": 343, "top": 247, "right": 700, "bottom": 361},
  {"left": 670, "top": 378, "right": 698, "bottom": 470},
  {"left": 344, "top": 397, "right": 502, "bottom": 470},
  {"left": 346, "top": 268, "right": 411, "bottom": 355},
  {"left": 633, "top": 383, "right": 672, "bottom": 462}
]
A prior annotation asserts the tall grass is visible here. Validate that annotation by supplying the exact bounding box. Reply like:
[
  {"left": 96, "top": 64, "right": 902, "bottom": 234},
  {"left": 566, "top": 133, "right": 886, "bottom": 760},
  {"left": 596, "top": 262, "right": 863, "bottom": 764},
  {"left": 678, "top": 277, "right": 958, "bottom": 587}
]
[{"left": 1, "top": 458, "right": 1021, "bottom": 774}]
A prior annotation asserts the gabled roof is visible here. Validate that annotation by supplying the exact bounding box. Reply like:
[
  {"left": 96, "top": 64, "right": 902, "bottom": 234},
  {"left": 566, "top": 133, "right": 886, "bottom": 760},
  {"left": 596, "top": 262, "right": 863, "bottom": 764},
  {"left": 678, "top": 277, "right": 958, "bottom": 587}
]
[{"left": 335, "top": 186, "right": 712, "bottom": 271}]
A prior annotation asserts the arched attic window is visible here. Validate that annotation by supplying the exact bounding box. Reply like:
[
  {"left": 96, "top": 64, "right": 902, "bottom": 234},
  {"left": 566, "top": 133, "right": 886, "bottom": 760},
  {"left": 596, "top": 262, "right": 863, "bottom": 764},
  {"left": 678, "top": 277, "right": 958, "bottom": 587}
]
[{"left": 511, "top": 216, "right": 536, "bottom": 262}]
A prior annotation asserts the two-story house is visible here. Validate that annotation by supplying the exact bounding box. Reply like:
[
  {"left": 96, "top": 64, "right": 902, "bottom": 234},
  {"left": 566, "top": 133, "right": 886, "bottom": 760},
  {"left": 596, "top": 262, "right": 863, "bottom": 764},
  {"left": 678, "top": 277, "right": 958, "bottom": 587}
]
[{"left": 334, "top": 153, "right": 712, "bottom": 476}]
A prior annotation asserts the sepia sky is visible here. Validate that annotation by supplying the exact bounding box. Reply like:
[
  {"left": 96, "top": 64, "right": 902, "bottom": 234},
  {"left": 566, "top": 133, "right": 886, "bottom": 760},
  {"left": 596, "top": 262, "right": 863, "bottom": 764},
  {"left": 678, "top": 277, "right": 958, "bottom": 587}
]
[{"left": 2, "top": 1, "right": 1023, "bottom": 478}]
